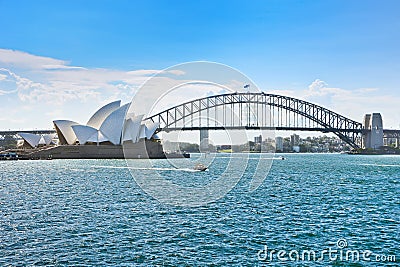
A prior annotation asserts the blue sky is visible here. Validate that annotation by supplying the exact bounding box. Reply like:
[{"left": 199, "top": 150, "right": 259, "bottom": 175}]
[{"left": 0, "top": 0, "right": 399, "bottom": 131}]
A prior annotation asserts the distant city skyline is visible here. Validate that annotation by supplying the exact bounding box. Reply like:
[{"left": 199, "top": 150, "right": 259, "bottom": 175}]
[{"left": 1, "top": 0, "right": 399, "bottom": 132}]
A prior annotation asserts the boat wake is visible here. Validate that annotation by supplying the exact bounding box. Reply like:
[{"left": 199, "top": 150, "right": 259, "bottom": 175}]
[
  {"left": 91, "top": 165, "right": 203, "bottom": 172},
  {"left": 358, "top": 163, "right": 400, "bottom": 167},
  {"left": 208, "top": 156, "right": 284, "bottom": 160}
]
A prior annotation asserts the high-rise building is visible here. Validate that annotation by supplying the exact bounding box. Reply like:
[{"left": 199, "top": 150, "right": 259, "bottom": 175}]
[
  {"left": 254, "top": 135, "right": 262, "bottom": 144},
  {"left": 275, "top": 137, "right": 283, "bottom": 152},
  {"left": 290, "top": 134, "right": 300, "bottom": 147},
  {"left": 290, "top": 134, "right": 301, "bottom": 152}
]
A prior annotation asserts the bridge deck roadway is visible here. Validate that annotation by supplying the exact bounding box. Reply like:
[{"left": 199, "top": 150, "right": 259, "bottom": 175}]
[
  {"left": 159, "top": 126, "right": 365, "bottom": 133},
  {"left": 0, "top": 130, "right": 56, "bottom": 136}
]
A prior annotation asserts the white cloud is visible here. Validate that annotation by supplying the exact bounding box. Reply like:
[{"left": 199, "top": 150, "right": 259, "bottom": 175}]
[
  {"left": 124, "top": 69, "right": 185, "bottom": 77},
  {"left": 167, "top": 69, "right": 185, "bottom": 76},
  {"left": 0, "top": 49, "right": 68, "bottom": 70},
  {"left": 306, "top": 79, "right": 329, "bottom": 96},
  {"left": 0, "top": 68, "right": 21, "bottom": 95},
  {"left": 0, "top": 49, "right": 195, "bottom": 129},
  {"left": 0, "top": 49, "right": 185, "bottom": 106},
  {"left": 126, "top": 69, "right": 162, "bottom": 76},
  {"left": 0, "top": 53, "right": 150, "bottom": 104},
  {"left": 42, "top": 64, "right": 86, "bottom": 70}
]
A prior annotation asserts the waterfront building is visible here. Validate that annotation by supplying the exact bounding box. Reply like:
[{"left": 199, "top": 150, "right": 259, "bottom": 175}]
[
  {"left": 290, "top": 134, "right": 300, "bottom": 147},
  {"left": 254, "top": 135, "right": 262, "bottom": 144},
  {"left": 17, "top": 101, "right": 170, "bottom": 159},
  {"left": 52, "top": 100, "right": 160, "bottom": 146},
  {"left": 275, "top": 137, "right": 283, "bottom": 152},
  {"left": 290, "top": 134, "right": 300, "bottom": 152}
]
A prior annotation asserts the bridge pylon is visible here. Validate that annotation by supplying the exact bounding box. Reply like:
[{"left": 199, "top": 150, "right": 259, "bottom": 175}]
[
  {"left": 199, "top": 129, "right": 210, "bottom": 152},
  {"left": 362, "top": 113, "right": 384, "bottom": 150}
]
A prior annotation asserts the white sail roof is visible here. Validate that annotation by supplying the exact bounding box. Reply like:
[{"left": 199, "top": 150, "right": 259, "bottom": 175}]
[
  {"left": 122, "top": 114, "right": 144, "bottom": 142},
  {"left": 86, "top": 100, "right": 121, "bottom": 129},
  {"left": 145, "top": 121, "right": 160, "bottom": 139},
  {"left": 99, "top": 103, "right": 130, "bottom": 145},
  {"left": 18, "top": 132, "right": 41, "bottom": 148},
  {"left": 126, "top": 112, "right": 136, "bottom": 121},
  {"left": 138, "top": 124, "right": 146, "bottom": 139},
  {"left": 72, "top": 125, "right": 99, "bottom": 145},
  {"left": 53, "top": 120, "right": 79, "bottom": 145},
  {"left": 87, "top": 130, "right": 108, "bottom": 143},
  {"left": 122, "top": 119, "right": 134, "bottom": 142},
  {"left": 52, "top": 101, "right": 160, "bottom": 146},
  {"left": 39, "top": 136, "right": 48, "bottom": 145},
  {"left": 18, "top": 133, "right": 55, "bottom": 147},
  {"left": 42, "top": 134, "right": 56, "bottom": 145}
]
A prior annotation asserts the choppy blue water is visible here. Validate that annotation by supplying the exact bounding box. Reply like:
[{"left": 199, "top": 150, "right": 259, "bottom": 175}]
[{"left": 0, "top": 154, "right": 399, "bottom": 266}]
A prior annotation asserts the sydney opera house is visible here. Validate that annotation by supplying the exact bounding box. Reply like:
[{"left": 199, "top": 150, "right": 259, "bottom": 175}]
[
  {"left": 53, "top": 100, "right": 160, "bottom": 146},
  {"left": 18, "top": 101, "right": 175, "bottom": 159}
]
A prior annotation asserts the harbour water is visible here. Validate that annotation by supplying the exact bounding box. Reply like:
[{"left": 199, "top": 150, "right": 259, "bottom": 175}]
[{"left": 0, "top": 154, "right": 399, "bottom": 266}]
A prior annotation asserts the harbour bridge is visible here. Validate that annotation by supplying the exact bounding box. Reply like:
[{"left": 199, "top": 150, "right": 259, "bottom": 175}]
[
  {"left": 1, "top": 92, "right": 399, "bottom": 149},
  {"left": 146, "top": 92, "right": 399, "bottom": 149}
]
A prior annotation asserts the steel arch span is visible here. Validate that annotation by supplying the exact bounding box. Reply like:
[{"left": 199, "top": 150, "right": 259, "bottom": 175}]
[{"left": 146, "top": 92, "right": 364, "bottom": 148}]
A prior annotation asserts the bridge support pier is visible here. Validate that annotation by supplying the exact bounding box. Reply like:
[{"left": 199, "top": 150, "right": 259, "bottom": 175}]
[
  {"left": 363, "top": 113, "right": 384, "bottom": 150},
  {"left": 199, "top": 129, "right": 209, "bottom": 152}
]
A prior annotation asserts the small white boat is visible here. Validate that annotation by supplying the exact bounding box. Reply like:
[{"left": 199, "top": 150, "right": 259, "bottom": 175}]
[{"left": 194, "top": 163, "right": 207, "bottom": 171}]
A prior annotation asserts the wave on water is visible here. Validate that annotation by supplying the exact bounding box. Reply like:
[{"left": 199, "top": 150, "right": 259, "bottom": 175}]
[
  {"left": 208, "top": 156, "right": 284, "bottom": 160},
  {"left": 91, "top": 165, "right": 203, "bottom": 172},
  {"left": 358, "top": 163, "right": 400, "bottom": 167}
]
